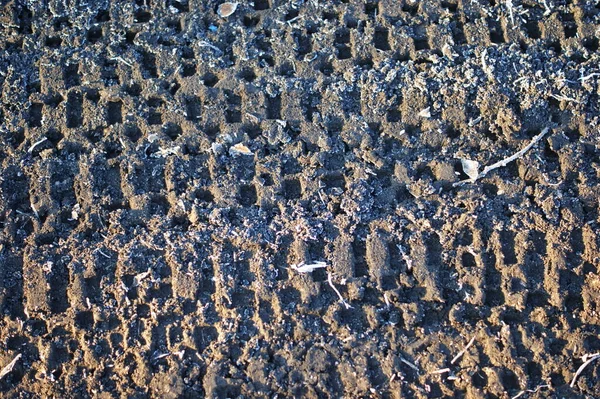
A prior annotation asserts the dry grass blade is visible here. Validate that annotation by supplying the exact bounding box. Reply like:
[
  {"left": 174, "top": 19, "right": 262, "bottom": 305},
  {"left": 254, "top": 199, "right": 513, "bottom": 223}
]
[
  {"left": 430, "top": 368, "right": 450, "bottom": 375},
  {"left": 28, "top": 137, "right": 48, "bottom": 153},
  {"left": 400, "top": 357, "right": 419, "bottom": 372},
  {"left": 510, "top": 384, "right": 550, "bottom": 399},
  {"left": 451, "top": 336, "right": 476, "bottom": 365},
  {"left": 327, "top": 272, "right": 352, "bottom": 309},
  {"left": 454, "top": 128, "right": 550, "bottom": 186},
  {"left": 0, "top": 354, "right": 22, "bottom": 380},
  {"left": 132, "top": 268, "right": 152, "bottom": 287},
  {"left": 570, "top": 353, "right": 600, "bottom": 388},
  {"left": 291, "top": 261, "right": 327, "bottom": 273}
]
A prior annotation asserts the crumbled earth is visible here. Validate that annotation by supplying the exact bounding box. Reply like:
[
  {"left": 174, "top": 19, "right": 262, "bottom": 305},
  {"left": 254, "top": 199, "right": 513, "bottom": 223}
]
[{"left": 1, "top": 0, "right": 600, "bottom": 398}]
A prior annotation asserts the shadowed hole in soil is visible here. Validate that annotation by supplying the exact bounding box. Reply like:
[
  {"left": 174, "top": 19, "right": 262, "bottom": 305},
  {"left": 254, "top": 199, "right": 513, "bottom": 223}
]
[
  {"left": 45, "top": 36, "right": 61, "bottom": 47},
  {"left": 337, "top": 44, "right": 351, "bottom": 59},
  {"left": 87, "top": 25, "right": 102, "bottom": 42},
  {"left": 164, "top": 123, "right": 182, "bottom": 140},
  {"left": 195, "top": 188, "right": 214, "bottom": 203},
  {"left": 134, "top": 10, "right": 152, "bottom": 23},
  {"left": 244, "top": 15, "right": 260, "bottom": 28},
  {"left": 185, "top": 96, "right": 202, "bottom": 121},
  {"left": 239, "top": 184, "right": 257, "bottom": 206},
  {"left": 75, "top": 311, "right": 94, "bottom": 329},
  {"left": 266, "top": 93, "right": 281, "bottom": 119},
  {"left": 46, "top": 128, "right": 63, "bottom": 146},
  {"left": 583, "top": 37, "right": 599, "bottom": 52},
  {"left": 63, "top": 63, "right": 80, "bottom": 88},
  {"left": 414, "top": 37, "right": 430, "bottom": 50},
  {"left": 499, "top": 230, "right": 517, "bottom": 265},
  {"left": 124, "top": 124, "right": 142, "bottom": 142},
  {"left": 29, "top": 103, "right": 43, "bottom": 127},
  {"left": 254, "top": 0, "right": 270, "bottom": 10},
  {"left": 225, "top": 91, "right": 242, "bottom": 123},
  {"left": 365, "top": 1, "right": 378, "bottom": 17},
  {"left": 283, "top": 179, "right": 301, "bottom": 199},
  {"left": 66, "top": 92, "right": 83, "bottom": 128},
  {"left": 525, "top": 21, "right": 541, "bottom": 39},
  {"left": 488, "top": 18, "right": 505, "bottom": 43},
  {"left": 182, "top": 63, "right": 196, "bottom": 77},
  {"left": 201, "top": 72, "right": 219, "bottom": 87},
  {"left": 107, "top": 101, "right": 122, "bottom": 125},
  {"left": 374, "top": 27, "right": 391, "bottom": 50}
]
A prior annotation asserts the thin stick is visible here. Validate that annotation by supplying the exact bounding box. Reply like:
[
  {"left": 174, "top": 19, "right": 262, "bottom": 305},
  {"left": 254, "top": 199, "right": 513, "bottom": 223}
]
[
  {"left": 197, "top": 41, "right": 221, "bottom": 52},
  {"left": 0, "top": 354, "right": 21, "bottom": 380},
  {"left": 430, "top": 368, "right": 450, "bottom": 375},
  {"left": 28, "top": 137, "right": 48, "bottom": 153},
  {"left": 580, "top": 72, "right": 600, "bottom": 82},
  {"left": 480, "top": 128, "right": 549, "bottom": 179},
  {"left": 505, "top": 0, "right": 515, "bottom": 26},
  {"left": 511, "top": 384, "right": 550, "bottom": 399},
  {"left": 570, "top": 353, "right": 600, "bottom": 388},
  {"left": 291, "top": 261, "right": 327, "bottom": 273},
  {"left": 451, "top": 336, "right": 476, "bottom": 365},
  {"left": 327, "top": 272, "right": 352, "bottom": 309},
  {"left": 454, "top": 128, "right": 550, "bottom": 186},
  {"left": 397, "top": 245, "right": 413, "bottom": 271},
  {"left": 550, "top": 94, "right": 582, "bottom": 104},
  {"left": 400, "top": 357, "right": 419, "bottom": 372},
  {"left": 109, "top": 56, "right": 133, "bottom": 67}
]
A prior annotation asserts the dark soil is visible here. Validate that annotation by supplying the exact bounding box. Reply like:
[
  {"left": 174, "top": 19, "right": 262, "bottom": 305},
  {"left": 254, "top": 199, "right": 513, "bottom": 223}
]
[{"left": 1, "top": 0, "right": 600, "bottom": 398}]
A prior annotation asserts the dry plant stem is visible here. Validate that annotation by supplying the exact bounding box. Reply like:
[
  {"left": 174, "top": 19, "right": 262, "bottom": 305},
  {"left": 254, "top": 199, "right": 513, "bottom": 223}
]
[
  {"left": 454, "top": 128, "right": 550, "bottom": 186},
  {"left": 451, "top": 336, "right": 476, "bottom": 365},
  {"left": 28, "top": 137, "right": 48, "bottom": 153},
  {"left": 326, "top": 272, "right": 352, "bottom": 309},
  {"left": 0, "top": 354, "right": 22, "bottom": 380},
  {"left": 291, "top": 261, "right": 327, "bottom": 273},
  {"left": 479, "top": 128, "right": 550, "bottom": 179},
  {"left": 510, "top": 384, "right": 550, "bottom": 399},
  {"left": 400, "top": 357, "right": 419, "bottom": 372},
  {"left": 570, "top": 353, "right": 600, "bottom": 388},
  {"left": 430, "top": 368, "right": 450, "bottom": 375}
]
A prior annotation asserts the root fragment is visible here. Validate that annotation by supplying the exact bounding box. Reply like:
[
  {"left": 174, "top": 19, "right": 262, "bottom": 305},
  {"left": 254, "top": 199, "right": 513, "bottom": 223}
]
[
  {"left": 454, "top": 128, "right": 550, "bottom": 186},
  {"left": 451, "top": 336, "right": 476, "bottom": 365},
  {"left": 570, "top": 352, "right": 600, "bottom": 388},
  {"left": 0, "top": 354, "right": 22, "bottom": 380},
  {"left": 327, "top": 272, "right": 352, "bottom": 309}
]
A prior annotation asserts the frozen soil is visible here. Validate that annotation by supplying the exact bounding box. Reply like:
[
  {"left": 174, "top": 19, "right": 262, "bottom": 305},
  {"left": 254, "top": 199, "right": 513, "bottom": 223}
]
[{"left": 1, "top": 0, "right": 600, "bottom": 398}]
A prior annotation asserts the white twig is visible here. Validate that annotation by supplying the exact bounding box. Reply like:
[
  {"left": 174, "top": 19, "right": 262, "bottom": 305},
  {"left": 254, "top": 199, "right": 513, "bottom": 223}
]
[
  {"left": 550, "top": 93, "right": 582, "bottom": 104},
  {"left": 511, "top": 384, "right": 550, "bottom": 399},
  {"left": 570, "top": 353, "right": 600, "bottom": 388},
  {"left": 505, "top": 0, "right": 515, "bottom": 27},
  {"left": 28, "top": 137, "right": 48, "bottom": 153},
  {"left": 479, "top": 128, "right": 549, "bottom": 177},
  {"left": 400, "top": 357, "right": 419, "bottom": 372},
  {"left": 540, "top": 0, "right": 552, "bottom": 15},
  {"left": 153, "top": 352, "right": 169, "bottom": 360},
  {"left": 109, "top": 56, "right": 133, "bottom": 67},
  {"left": 451, "top": 336, "right": 476, "bottom": 365},
  {"left": 132, "top": 268, "right": 151, "bottom": 287},
  {"left": 291, "top": 261, "right": 327, "bottom": 273},
  {"left": 468, "top": 116, "right": 482, "bottom": 127},
  {"left": 430, "top": 368, "right": 451, "bottom": 375},
  {"left": 197, "top": 41, "right": 221, "bottom": 52},
  {"left": 327, "top": 272, "right": 352, "bottom": 309},
  {"left": 454, "top": 128, "right": 550, "bottom": 186},
  {"left": 579, "top": 72, "right": 600, "bottom": 82},
  {"left": 0, "top": 354, "right": 21, "bottom": 380},
  {"left": 397, "top": 245, "right": 413, "bottom": 271}
]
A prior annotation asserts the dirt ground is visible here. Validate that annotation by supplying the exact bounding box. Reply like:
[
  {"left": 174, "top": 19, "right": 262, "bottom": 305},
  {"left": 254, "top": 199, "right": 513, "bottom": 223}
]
[{"left": 0, "top": 0, "right": 600, "bottom": 398}]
